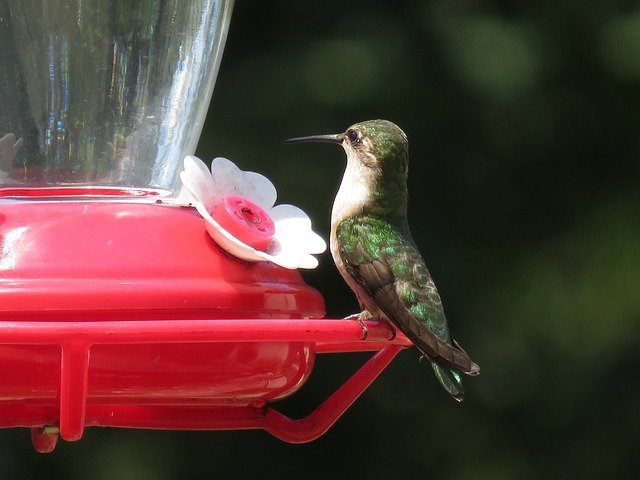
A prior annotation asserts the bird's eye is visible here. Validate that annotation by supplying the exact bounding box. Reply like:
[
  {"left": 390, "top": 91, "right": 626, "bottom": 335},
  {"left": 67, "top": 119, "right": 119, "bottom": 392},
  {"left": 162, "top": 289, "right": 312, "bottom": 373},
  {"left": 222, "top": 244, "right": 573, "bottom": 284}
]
[{"left": 347, "top": 129, "right": 360, "bottom": 144}]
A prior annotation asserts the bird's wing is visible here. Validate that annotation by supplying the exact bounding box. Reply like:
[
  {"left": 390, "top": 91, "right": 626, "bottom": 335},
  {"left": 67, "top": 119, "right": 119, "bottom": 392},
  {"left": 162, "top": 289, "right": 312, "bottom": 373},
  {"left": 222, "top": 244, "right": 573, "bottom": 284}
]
[{"left": 336, "top": 216, "right": 478, "bottom": 374}]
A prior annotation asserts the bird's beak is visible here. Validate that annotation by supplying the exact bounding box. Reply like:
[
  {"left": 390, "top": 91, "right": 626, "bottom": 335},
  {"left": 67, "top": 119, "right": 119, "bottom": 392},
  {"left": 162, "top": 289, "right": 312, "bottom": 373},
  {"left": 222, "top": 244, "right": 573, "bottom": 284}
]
[{"left": 284, "top": 133, "right": 344, "bottom": 145}]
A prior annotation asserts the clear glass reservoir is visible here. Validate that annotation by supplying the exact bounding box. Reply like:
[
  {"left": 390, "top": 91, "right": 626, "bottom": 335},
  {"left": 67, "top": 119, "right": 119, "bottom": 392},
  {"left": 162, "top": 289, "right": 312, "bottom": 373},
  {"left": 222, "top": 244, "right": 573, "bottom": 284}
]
[{"left": 0, "top": 0, "right": 234, "bottom": 195}]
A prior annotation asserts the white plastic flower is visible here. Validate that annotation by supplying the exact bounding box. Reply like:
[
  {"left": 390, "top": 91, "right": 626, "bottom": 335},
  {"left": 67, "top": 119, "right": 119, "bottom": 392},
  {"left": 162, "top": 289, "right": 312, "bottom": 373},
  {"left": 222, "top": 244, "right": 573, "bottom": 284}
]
[{"left": 179, "top": 155, "right": 326, "bottom": 269}]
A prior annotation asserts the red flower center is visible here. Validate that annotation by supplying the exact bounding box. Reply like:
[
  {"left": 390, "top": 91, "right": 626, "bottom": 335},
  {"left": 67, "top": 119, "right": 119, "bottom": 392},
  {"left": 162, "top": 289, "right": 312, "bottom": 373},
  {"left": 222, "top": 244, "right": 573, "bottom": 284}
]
[{"left": 212, "top": 195, "right": 275, "bottom": 251}]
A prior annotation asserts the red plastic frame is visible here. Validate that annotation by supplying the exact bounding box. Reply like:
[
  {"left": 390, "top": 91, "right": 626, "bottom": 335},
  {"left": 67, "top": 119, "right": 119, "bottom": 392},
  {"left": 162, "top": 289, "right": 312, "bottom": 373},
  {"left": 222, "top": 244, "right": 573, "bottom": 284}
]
[{"left": 0, "top": 318, "right": 411, "bottom": 453}]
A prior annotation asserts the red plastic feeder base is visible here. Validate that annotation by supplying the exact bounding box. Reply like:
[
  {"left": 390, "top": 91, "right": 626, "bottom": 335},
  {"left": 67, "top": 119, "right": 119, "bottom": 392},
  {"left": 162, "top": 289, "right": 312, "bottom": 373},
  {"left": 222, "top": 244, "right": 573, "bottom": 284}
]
[{"left": 0, "top": 193, "right": 412, "bottom": 452}]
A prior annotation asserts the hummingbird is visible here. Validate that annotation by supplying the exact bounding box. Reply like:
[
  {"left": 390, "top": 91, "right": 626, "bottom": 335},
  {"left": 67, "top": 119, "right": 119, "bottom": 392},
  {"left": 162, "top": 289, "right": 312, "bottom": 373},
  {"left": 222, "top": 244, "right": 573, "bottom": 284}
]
[{"left": 286, "top": 119, "right": 479, "bottom": 401}]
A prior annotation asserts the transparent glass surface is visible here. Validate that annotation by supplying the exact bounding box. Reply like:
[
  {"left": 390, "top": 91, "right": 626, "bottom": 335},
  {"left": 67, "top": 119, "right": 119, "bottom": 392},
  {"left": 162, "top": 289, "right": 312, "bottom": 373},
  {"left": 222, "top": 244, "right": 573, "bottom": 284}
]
[{"left": 0, "top": 0, "right": 233, "bottom": 195}]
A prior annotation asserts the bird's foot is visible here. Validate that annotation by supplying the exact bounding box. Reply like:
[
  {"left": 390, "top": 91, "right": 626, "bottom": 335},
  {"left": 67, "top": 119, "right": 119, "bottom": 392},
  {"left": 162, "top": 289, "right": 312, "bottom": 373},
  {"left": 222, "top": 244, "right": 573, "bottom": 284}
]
[
  {"left": 356, "top": 316, "right": 369, "bottom": 340},
  {"left": 343, "top": 311, "right": 373, "bottom": 340},
  {"left": 386, "top": 324, "right": 397, "bottom": 341}
]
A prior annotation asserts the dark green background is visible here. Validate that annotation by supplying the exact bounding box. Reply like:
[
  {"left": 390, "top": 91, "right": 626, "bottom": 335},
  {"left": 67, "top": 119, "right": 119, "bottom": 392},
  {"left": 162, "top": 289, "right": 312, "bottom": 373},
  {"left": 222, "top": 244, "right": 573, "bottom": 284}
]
[{"left": 3, "top": 1, "right": 640, "bottom": 478}]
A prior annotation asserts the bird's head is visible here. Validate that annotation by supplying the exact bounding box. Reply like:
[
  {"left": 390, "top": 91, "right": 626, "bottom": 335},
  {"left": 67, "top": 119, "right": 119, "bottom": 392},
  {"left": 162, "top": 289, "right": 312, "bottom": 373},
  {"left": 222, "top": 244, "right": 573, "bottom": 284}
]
[{"left": 286, "top": 119, "right": 408, "bottom": 170}]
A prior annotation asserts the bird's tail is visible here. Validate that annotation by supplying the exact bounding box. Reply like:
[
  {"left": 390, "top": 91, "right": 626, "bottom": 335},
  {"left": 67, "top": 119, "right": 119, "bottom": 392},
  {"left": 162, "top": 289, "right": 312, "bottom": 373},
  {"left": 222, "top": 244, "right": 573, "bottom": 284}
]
[{"left": 431, "top": 362, "right": 465, "bottom": 402}]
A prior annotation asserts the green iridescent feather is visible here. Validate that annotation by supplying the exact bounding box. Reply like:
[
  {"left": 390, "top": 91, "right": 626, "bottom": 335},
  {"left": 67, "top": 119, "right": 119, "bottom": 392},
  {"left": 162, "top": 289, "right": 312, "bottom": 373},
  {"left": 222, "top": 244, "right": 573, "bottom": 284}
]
[{"left": 336, "top": 215, "right": 465, "bottom": 400}]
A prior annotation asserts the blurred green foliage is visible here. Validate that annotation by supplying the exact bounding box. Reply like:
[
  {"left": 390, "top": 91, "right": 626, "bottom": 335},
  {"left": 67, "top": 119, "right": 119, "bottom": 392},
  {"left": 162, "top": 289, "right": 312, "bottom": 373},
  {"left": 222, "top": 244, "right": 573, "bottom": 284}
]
[{"left": 2, "top": 1, "right": 640, "bottom": 478}]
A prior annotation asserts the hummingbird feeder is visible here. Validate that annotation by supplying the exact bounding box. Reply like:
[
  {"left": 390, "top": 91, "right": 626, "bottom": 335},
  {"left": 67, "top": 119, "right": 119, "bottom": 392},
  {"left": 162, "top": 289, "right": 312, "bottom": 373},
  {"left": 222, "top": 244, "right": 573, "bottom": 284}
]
[{"left": 0, "top": 0, "right": 410, "bottom": 453}]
